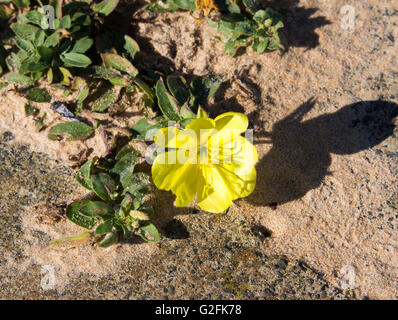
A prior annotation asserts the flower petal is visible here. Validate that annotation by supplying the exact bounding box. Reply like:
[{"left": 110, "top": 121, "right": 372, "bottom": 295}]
[
  {"left": 185, "top": 117, "right": 216, "bottom": 145},
  {"left": 197, "top": 165, "right": 234, "bottom": 213},
  {"left": 216, "top": 164, "right": 257, "bottom": 198},
  {"left": 154, "top": 127, "right": 191, "bottom": 148},
  {"left": 151, "top": 150, "right": 199, "bottom": 207},
  {"left": 151, "top": 150, "right": 182, "bottom": 191},
  {"left": 197, "top": 162, "right": 257, "bottom": 213},
  {"left": 173, "top": 165, "right": 201, "bottom": 207},
  {"left": 215, "top": 112, "right": 248, "bottom": 133}
]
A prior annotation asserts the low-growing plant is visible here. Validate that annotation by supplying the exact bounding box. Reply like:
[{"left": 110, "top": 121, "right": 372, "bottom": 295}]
[
  {"left": 209, "top": 5, "right": 284, "bottom": 56},
  {"left": 148, "top": 0, "right": 284, "bottom": 57},
  {"left": 6, "top": 0, "right": 120, "bottom": 84},
  {"left": 52, "top": 144, "right": 159, "bottom": 247}
]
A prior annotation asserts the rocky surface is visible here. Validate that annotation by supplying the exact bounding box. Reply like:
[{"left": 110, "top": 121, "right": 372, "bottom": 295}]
[{"left": 0, "top": 0, "right": 397, "bottom": 299}]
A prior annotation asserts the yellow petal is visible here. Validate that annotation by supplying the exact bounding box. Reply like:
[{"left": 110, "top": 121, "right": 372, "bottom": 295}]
[
  {"left": 151, "top": 150, "right": 199, "bottom": 207},
  {"left": 197, "top": 162, "right": 256, "bottom": 213},
  {"left": 185, "top": 117, "right": 216, "bottom": 145},
  {"left": 151, "top": 150, "right": 182, "bottom": 191},
  {"left": 215, "top": 112, "right": 248, "bottom": 133},
  {"left": 173, "top": 164, "right": 201, "bottom": 207},
  {"left": 154, "top": 127, "right": 191, "bottom": 148},
  {"left": 216, "top": 163, "right": 257, "bottom": 198},
  {"left": 197, "top": 166, "right": 233, "bottom": 213}
]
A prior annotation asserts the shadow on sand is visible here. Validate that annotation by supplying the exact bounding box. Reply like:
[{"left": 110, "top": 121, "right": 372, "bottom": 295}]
[{"left": 247, "top": 99, "right": 398, "bottom": 207}]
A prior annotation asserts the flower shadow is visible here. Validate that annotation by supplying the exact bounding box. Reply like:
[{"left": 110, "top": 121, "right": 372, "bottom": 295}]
[{"left": 247, "top": 99, "right": 398, "bottom": 207}]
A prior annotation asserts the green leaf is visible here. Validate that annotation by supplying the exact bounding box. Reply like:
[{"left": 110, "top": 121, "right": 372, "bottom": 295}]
[
  {"left": 155, "top": 78, "right": 181, "bottom": 121},
  {"left": 24, "top": 103, "right": 39, "bottom": 116},
  {"left": 98, "top": 232, "right": 119, "bottom": 247},
  {"left": 48, "top": 122, "right": 94, "bottom": 141},
  {"left": 66, "top": 202, "right": 97, "bottom": 229},
  {"left": 122, "top": 172, "right": 150, "bottom": 195},
  {"left": 37, "top": 46, "right": 54, "bottom": 62},
  {"left": 44, "top": 32, "right": 60, "bottom": 47},
  {"left": 47, "top": 68, "right": 53, "bottom": 83},
  {"left": 59, "top": 67, "right": 72, "bottom": 86},
  {"left": 76, "top": 87, "right": 89, "bottom": 106},
  {"left": 80, "top": 201, "right": 114, "bottom": 218},
  {"left": 71, "top": 38, "right": 94, "bottom": 53},
  {"left": 25, "top": 11, "right": 45, "bottom": 26},
  {"left": 101, "top": 53, "right": 138, "bottom": 76},
  {"left": 172, "top": 0, "right": 196, "bottom": 10},
  {"left": 130, "top": 118, "right": 161, "bottom": 140},
  {"left": 120, "top": 194, "right": 133, "bottom": 212},
  {"left": 95, "top": 219, "right": 114, "bottom": 235},
  {"left": 256, "top": 39, "right": 269, "bottom": 54},
  {"left": 92, "top": 88, "right": 116, "bottom": 112},
  {"left": 137, "top": 222, "right": 159, "bottom": 242},
  {"left": 91, "top": 173, "right": 116, "bottom": 202},
  {"left": 111, "top": 148, "right": 141, "bottom": 189},
  {"left": 6, "top": 73, "right": 34, "bottom": 87},
  {"left": 61, "top": 52, "right": 92, "bottom": 68},
  {"left": 132, "top": 78, "right": 155, "bottom": 104},
  {"left": 50, "top": 232, "right": 93, "bottom": 246},
  {"left": 12, "top": 23, "right": 39, "bottom": 41},
  {"left": 16, "top": 39, "right": 35, "bottom": 54},
  {"left": 6, "top": 52, "right": 23, "bottom": 73},
  {"left": 34, "top": 30, "right": 46, "bottom": 46},
  {"left": 85, "top": 65, "right": 120, "bottom": 79},
  {"left": 179, "top": 102, "right": 195, "bottom": 119},
  {"left": 27, "top": 60, "right": 49, "bottom": 73},
  {"left": 59, "top": 15, "right": 71, "bottom": 29},
  {"left": 0, "top": 82, "right": 8, "bottom": 90},
  {"left": 166, "top": 75, "right": 189, "bottom": 105},
  {"left": 111, "top": 146, "right": 140, "bottom": 174},
  {"left": 75, "top": 159, "right": 95, "bottom": 190},
  {"left": 92, "top": 0, "right": 119, "bottom": 16},
  {"left": 124, "top": 35, "right": 140, "bottom": 61},
  {"left": 189, "top": 74, "right": 226, "bottom": 108},
  {"left": 26, "top": 88, "right": 51, "bottom": 102},
  {"left": 36, "top": 112, "right": 47, "bottom": 132}
]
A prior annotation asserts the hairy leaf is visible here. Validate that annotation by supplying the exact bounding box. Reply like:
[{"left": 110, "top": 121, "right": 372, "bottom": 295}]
[
  {"left": 155, "top": 78, "right": 181, "bottom": 121},
  {"left": 48, "top": 122, "right": 94, "bottom": 140},
  {"left": 26, "top": 88, "right": 51, "bottom": 102}
]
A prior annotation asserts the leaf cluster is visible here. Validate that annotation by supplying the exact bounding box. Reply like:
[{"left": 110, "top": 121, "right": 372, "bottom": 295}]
[
  {"left": 65, "top": 144, "right": 159, "bottom": 247},
  {"left": 209, "top": 3, "right": 284, "bottom": 56},
  {"left": 130, "top": 74, "right": 225, "bottom": 139},
  {"left": 148, "top": 0, "right": 284, "bottom": 57},
  {"left": 5, "top": 0, "right": 119, "bottom": 83}
]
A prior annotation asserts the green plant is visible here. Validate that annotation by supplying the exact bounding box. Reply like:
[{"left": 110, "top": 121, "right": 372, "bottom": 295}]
[
  {"left": 6, "top": 0, "right": 119, "bottom": 84},
  {"left": 53, "top": 145, "right": 159, "bottom": 247},
  {"left": 130, "top": 74, "right": 226, "bottom": 138},
  {"left": 209, "top": 6, "right": 284, "bottom": 56},
  {"left": 147, "top": 0, "right": 284, "bottom": 57}
]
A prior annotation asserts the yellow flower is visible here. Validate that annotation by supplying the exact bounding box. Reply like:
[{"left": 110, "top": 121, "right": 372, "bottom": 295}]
[{"left": 151, "top": 110, "right": 258, "bottom": 213}]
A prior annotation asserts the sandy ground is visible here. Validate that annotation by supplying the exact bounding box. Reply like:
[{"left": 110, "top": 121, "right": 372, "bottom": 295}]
[{"left": 0, "top": 0, "right": 397, "bottom": 299}]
